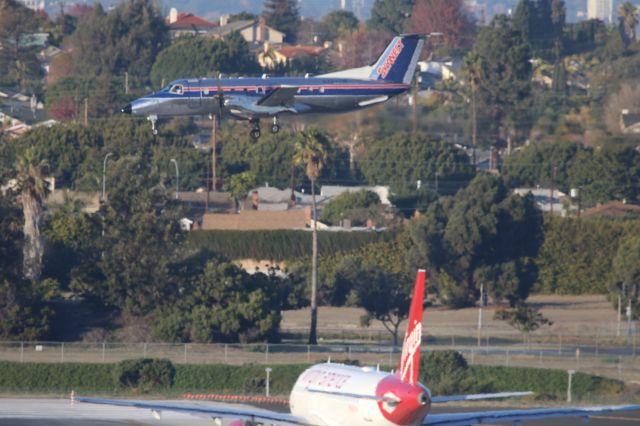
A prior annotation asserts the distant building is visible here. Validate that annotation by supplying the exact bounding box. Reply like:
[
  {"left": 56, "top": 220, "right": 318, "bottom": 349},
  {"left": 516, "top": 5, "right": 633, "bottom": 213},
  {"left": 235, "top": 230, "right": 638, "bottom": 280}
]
[
  {"left": 209, "top": 18, "right": 285, "bottom": 45},
  {"left": 620, "top": 109, "right": 640, "bottom": 133},
  {"left": 513, "top": 187, "right": 573, "bottom": 216},
  {"left": 167, "top": 8, "right": 217, "bottom": 39},
  {"left": 587, "top": 0, "right": 612, "bottom": 23},
  {"left": 17, "top": 0, "right": 45, "bottom": 11}
]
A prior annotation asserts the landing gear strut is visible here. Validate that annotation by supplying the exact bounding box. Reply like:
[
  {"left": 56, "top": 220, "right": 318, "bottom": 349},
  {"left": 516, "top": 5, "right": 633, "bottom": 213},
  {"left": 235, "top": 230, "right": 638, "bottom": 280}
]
[
  {"left": 270, "top": 116, "right": 280, "bottom": 134},
  {"left": 249, "top": 119, "right": 261, "bottom": 140},
  {"left": 147, "top": 114, "right": 158, "bottom": 135}
]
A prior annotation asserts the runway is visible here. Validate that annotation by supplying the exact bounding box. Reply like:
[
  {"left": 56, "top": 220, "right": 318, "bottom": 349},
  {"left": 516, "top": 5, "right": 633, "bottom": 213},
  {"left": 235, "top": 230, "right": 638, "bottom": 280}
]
[{"left": 0, "top": 398, "right": 639, "bottom": 425}]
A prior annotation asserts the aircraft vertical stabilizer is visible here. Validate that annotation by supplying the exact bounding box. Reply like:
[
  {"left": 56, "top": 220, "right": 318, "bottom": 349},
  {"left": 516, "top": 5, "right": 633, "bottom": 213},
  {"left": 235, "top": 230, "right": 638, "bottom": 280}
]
[
  {"left": 369, "top": 35, "right": 424, "bottom": 85},
  {"left": 397, "top": 269, "right": 426, "bottom": 385}
]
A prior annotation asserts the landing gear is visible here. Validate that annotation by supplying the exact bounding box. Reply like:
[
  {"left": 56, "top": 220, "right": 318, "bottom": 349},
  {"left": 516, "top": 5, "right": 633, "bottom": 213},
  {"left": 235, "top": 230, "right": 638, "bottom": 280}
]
[
  {"left": 249, "top": 119, "right": 261, "bottom": 140},
  {"left": 270, "top": 116, "right": 280, "bottom": 134},
  {"left": 147, "top": 114, "right": 158, "bottom": 135}
]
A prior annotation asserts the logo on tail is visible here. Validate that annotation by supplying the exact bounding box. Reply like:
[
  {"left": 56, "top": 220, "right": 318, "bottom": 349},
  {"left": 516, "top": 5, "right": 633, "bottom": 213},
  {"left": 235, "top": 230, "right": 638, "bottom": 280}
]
[{"left": 398, "top": 270, "right": 426, "bottom": 385}]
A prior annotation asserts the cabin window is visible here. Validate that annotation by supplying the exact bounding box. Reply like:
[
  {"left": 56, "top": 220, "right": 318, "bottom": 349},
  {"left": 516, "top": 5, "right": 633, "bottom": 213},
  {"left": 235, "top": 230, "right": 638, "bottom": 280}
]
[
  {"left": 170, "top": 84, "right": 184, "bottom": 95},
  {"left": 320, "top": 87, "right": 325, "bottom": 93}
]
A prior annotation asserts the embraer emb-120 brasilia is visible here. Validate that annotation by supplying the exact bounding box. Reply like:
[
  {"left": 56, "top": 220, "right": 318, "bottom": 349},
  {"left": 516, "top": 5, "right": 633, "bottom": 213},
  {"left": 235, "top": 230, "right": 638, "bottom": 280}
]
[
  {"left": 76, "top": 270, "right": 640, "bottom": 425},
  {"left": 121, "top": 34, "right": 424, "bottom": 138}
]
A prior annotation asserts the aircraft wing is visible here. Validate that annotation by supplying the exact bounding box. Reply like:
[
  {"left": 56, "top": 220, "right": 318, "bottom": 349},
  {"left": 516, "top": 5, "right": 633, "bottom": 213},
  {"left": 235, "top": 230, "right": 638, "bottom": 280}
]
[
  {"left": 423, "top": 404, "right": 640, "bottom": 425},
  {"left": 257, "top": 86, "right": 299, "bottom": 107},
  {"left": 430, "top": 391, "right": 533, "bottom": 403},
  {"left": 75, "top": 396, "right": 313, "bottom": 426}
]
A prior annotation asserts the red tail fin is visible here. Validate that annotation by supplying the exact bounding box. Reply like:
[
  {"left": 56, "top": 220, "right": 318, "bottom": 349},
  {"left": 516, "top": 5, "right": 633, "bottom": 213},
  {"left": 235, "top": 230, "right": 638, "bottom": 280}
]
[{"left": 397, "top": 269, "right": 426, "bottom": 385}]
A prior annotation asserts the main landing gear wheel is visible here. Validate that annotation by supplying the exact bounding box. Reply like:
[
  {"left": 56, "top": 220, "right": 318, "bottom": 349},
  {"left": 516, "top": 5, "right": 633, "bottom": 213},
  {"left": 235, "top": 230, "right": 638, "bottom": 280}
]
[
  {"left": 250, "top": 129, "right": 261, "bottom": 139},
  {"left": 270, "top": 124, "right": 280, "bottom": 134},
  {"left": 249, "top": 119, "right": 261, "bottom": 140}
]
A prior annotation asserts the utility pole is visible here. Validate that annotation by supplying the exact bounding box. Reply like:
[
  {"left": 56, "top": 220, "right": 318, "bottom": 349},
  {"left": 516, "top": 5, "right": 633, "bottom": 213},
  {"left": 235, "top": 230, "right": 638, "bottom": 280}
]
[
  {"left": 84, "top": 98, "right": 88, "bottom": 126},
  {"left": 211, "top": 115, "right": 217, "bottom": 192},
  {"left": 124, "top": 71, "right": 129, "bottom": 95},
  {"left": 411, "top": 70, "right": 418, "bottom": 138}
]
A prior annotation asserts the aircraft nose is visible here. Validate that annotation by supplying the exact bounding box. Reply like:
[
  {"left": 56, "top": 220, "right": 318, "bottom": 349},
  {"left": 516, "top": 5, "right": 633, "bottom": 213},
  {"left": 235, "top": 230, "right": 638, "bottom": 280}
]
[{"left": 120, "top": 104, "right": 132, "bottom": 114}]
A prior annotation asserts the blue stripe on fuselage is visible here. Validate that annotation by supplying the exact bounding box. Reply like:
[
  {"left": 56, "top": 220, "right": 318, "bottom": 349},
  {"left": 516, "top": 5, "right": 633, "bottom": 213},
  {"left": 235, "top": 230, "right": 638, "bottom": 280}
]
[{"left": 145, "top": 77, "right": 409, "bottom": 100}]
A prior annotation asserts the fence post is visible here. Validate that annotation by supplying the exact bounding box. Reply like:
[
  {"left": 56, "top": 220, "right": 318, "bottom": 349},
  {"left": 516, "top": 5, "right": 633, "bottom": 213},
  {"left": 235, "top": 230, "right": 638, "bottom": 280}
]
[
  {"left": 265, "top": 344, "right": 269, "bottom": 363},
  {"left": 184, "top": 344, "right": 187, "bottom": 363},
  {"left": 506, "top": 349, "right": 510, "bottom": 367},
  {"left": 143, "top": 342, "right": 147, "bottom": 358},
  {"left": 558, "top": 333, "right": 563, "bottom": 355},
  {"left": 61, "top": 342, "right": 64, "bottom": 363},
  {"left": 224, "top": 344, "right": 228, "bottom": 363},
  {"left": 102, "top": 342, "right": 106, "bottom": 362},
  {"left": 348, "top": 345, "right": 351, "bottom": 360},
  {"left": 307, "top": 345, "right": 310, "bottom": 363},
  {"left": 470, "top": 349, "right": 475, "bottom": 365},
  {"left": 20, "top": 341, "right": 24, "bottom": 363}
]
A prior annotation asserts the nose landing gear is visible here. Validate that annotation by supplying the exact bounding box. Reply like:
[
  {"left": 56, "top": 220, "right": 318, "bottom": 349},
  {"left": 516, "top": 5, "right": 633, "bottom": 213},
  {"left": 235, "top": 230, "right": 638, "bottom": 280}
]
[
  {"left": 270, "top": 117, "right": 280, "bottom": 134},
  {"left": 147, "top": 114, "right": 158, "bottom": 135}
]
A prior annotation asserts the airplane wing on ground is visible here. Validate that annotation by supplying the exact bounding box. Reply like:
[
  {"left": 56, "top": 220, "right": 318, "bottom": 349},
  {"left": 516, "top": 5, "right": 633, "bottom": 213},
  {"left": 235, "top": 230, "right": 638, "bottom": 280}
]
[
  {"left": 430, "top": 391, "right": 533, "bottom": 403},
  {"left": 74, "top": 396, "right": 313, "bottom": 426},
  {"left": 257, "top": 86, "right": 299, "bottom": 107},
  {"left": 423, "top": 404, "right": 640, "bottom": 425}
]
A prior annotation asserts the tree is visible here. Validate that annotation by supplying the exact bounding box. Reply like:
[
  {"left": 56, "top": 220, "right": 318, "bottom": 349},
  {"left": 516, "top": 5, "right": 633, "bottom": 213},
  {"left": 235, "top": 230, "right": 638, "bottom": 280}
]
[
  {"left": 407, "top": 0, "right": 475, "bottom": 51},
  {"left": 342, "top": 261, "right": 411, "bottom": 346},
  {"left": 71, "top": 0, "right": 168, "bottom": 86},
  {"left": 611, "top": 235, "right": 640, "bottom": 319},
  {"left": 494, "top": 303, "right": 553, "bottom": 334},
  {"left": 226, "top": 171, "right": 257, "bottom": 210},
  {"left": 0, "top": 0, "right": 42, "bottom": 89},
  {"left": 150, "top": 33, "right": 260, "bottom": 88},
  {"left": 368, "top": 0, "right": 414, "bottom": 34},
  {"left": 262, "top": 0, "right": 300, "bottom": 43},
  {"left": 15, "top": 148, "right": 49, "bottom": 281},
  {"left": 293, "top": 129, "right": 329, "bottom": 345},
  {"left": 322, "top": 10, "right": 359, "bottom": 41},
  {"left": 320, "top": 190, "right": 380, "bottom": 226},
  {"left": 618, "top": 1, "right": 638, "bottom": 44},
  {"left": 333, "top": 25, "right": 392, "bottom": 70},
  {"left": 472, "top": 15, "right": 532, "bottom": 151}
]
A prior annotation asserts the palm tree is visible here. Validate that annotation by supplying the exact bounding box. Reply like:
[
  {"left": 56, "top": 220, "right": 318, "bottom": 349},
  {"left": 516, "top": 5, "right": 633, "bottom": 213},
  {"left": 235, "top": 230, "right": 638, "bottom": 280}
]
[
  {"left": 293, "top": 129, "right": 329, "bottom": 345},
  {"left": 618, "top": 1, "right": 639, "bottom": 43},
  {"left": 15, "top": 147, "right": 49, "bottom": 281}
]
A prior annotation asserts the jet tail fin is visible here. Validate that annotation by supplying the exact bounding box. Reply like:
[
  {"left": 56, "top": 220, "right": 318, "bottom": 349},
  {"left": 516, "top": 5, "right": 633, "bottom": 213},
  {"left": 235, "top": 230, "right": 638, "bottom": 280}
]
[
  {"left": 369, "top": 34, "right": 424, "bottom": 84},
  {"left": 397, "top": 269, "right": 426, "bottom": 385}
]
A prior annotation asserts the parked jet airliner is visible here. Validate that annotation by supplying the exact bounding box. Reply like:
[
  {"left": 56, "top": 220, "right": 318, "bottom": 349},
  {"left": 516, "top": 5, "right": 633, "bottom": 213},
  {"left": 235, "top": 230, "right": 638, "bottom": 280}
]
[
  {"left": 76, "top": 270, "right": 640, "bottom": 425},
  {"left": 121, "top": 34, "right": 425, "bottom": 138}
]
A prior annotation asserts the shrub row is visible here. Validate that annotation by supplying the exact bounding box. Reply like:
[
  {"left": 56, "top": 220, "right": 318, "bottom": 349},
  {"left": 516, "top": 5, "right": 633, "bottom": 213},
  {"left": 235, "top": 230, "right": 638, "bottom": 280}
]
[
  {"left": 187, "top": 230, "right": 393, "bottom": 261},
  {"left": 0, "top": 357, "right": 623, "bottom": 400}
]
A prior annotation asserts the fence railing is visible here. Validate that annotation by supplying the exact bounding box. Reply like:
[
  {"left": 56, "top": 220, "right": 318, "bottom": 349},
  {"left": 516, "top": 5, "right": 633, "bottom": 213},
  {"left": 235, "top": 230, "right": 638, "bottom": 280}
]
[{"left": 1, "top": 340, "right": 639, "bottom": 383}]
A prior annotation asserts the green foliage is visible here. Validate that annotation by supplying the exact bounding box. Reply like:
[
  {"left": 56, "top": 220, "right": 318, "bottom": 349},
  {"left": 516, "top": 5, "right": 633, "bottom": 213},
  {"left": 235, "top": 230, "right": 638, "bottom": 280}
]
[
  {"left": 262, "top": 0, "right": 300, "bottom": 43},
  {"left": 187, "top": 230, "right": 391, "bottom": 261},
  {"left": 468, "top": 365, "right": 623, "bottom": 399},
  {"left": 0, "top": 361, "right": 115, "bottom": 392},
  {"left": 226, "top": 171, "right": 258, "bottom": 209},
  {"left": 407, "top": 174, "right": 543, "bottom": 308},
  {"left": 610, "top": 234, "right": 640, "bottom": 318},
  {"left": 320, "top": 190, "right": 380, "bottom": 225},
  {"left": 357, "top": 132, "right": 474, "bottom": 194},
  {"left": 420, "top": 350, "right": 477, "bottom": 395},
  {"left": 368, "top": 0, "right": 414, "bottom": 34},
  {"left": 150, "top": 33, "right": 260, "bottom": 88},
  {"left": 151, "top": 258, "right": 284, "bottom": 343},
  {"left": 535, "top": 217, "right": 640, "bottom": 294},
  {"left": 389, "top": 187, "right": 438, "bottom": 218},
  {"left": 322, "top": 10, "right": 359, "bottom": 40},
  {"left": 71, "top": 0, "right": 168, "bottom": 86},
  {"left": 0, "top": 360, "right": 623, "bottom": 399},
  {"left": 494, "top": 304, "right": 553, "bottom": 333},
  {"left": 503, "top": 142, "right": 640, "bottom": 207},
  {"left": 114, "top": 358, "right": 175, "bottom": 393}
]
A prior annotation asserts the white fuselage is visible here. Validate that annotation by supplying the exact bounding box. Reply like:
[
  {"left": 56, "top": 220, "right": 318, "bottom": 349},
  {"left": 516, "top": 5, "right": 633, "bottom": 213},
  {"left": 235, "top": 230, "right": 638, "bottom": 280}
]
[{"left": 289, "top": 363, "right": 431, "bottom": 426}]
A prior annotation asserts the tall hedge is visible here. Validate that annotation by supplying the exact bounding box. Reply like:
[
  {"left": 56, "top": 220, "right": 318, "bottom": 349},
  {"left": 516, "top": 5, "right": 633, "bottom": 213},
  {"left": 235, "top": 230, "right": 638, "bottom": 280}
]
[
  {"left": 187, "top": 230, "right": 393, "bottom": 261},
  {"left": 535, "top": 217, "right": 640, "bottom": 294},
  {"left": 0, "top": 361, "right": 114, "bottom": 392}
]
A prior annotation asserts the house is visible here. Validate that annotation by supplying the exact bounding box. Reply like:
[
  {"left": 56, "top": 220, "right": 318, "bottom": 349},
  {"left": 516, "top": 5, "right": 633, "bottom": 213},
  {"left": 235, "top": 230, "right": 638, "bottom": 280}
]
[
  {"left": 209, "top": 17, "right": 285, "bottom": 45},
  {"left": 513, "top": 187, "right": 574, "bottom": 216},
  {"left": 620, "top": 109, "right": 640, "bottom": 134},
  {"left": 166, "top": 8, "right": 217, "bottom": 39},
  {"left": 580, "top": 201, "right": 640, "bottom": 218},
  {"left": 201, "top": 208, "right": 310, "bottom": 230},
  {"left": 417, "top": 59, "right": 461, "bottom": 90},
  {"left": 320, "top": 185, "right": 391, "bottom": 205},
  {"left": 259, "top": 43, "right": 327, "bottom": 69}
]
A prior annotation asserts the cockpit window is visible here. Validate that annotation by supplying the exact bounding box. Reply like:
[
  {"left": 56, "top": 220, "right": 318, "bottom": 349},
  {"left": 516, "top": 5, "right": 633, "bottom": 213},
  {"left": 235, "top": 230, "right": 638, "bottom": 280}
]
[
  {"left": 160, "top": 84, "right": 172, "bottom": 92},
  {"left": 170, "top": 84, "right": 184, "bottom": 95}
]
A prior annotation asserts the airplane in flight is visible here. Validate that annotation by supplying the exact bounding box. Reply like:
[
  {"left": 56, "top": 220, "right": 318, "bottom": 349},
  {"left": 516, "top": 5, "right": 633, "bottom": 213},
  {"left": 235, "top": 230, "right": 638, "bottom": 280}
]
[
  {"left": 121, "top": 34, "right": 425, "bottom": 139},
  {"left": 75, "top": 270, "right": 640, "bottom": 426}
]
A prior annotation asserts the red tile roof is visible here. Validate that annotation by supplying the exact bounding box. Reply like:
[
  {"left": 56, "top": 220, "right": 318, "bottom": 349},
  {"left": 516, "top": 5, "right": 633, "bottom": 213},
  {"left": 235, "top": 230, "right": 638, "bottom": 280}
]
[{"left": 168, "top": 13, "right": 216, "bottom": 29}]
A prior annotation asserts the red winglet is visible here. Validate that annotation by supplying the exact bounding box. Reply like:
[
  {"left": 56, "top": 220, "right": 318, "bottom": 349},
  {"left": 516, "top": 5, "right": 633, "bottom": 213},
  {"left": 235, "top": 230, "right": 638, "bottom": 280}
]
[{"left": 397, "top": 269, "right": 426, "bottom": 385}]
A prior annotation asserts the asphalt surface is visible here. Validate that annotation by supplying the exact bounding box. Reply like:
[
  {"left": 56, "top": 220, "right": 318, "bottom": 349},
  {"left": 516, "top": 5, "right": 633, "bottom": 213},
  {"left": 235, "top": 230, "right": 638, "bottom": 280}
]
[{"left": 0, "top": 398, "right": 639, "bottom": 425}]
